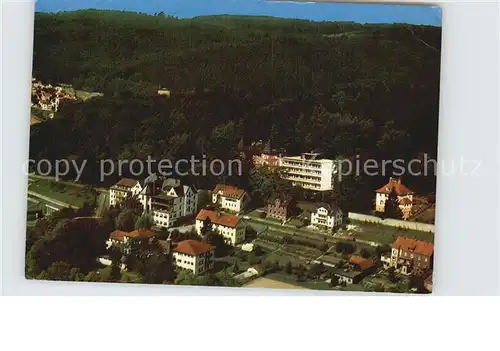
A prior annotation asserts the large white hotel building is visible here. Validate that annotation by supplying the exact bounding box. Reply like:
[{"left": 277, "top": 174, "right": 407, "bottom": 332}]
[{"left": 279, "top": 152, "right": 335, "bottom": 191}]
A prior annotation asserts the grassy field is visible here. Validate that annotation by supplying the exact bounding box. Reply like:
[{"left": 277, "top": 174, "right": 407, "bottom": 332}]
[
  {"left": 28, "top": 179, "right": 96, "bottom": 208},
  {"left": 343, "top": 220, "right": 434, "bottom": 245}
]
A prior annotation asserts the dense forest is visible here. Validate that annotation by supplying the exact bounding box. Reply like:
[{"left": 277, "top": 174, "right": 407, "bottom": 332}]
[{"left": 30, "top": 10, "right": 441, "bottom": 210}]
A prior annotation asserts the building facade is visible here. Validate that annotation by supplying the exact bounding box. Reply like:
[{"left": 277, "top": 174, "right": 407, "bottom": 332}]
[
  {"left": 106, "top": 229, "right": 156, "bottom": 254},
  {"left": 332, "top": 255, "right": 376, "bottom": 285},
  {"left": 310, "top": 203, "right": 343, "bottom": 231},
  {"left": 109, "top": 178, "right": 143, "bottom": 207},
  {"left": 195, "top": 209, "right": 246, "bottom": 246},
  {"left": 382, "top": 236, "right": 434, "bottom": 275},
  {"left": 252, "top": 140, "right": 286, "bottom": 168},
  {"left": 211, "top": 184, "right": 250, "bottom": 213},
  {"left": 375, "top": 177, "right": 414, "bottom": 219},
  {"left": 173, "top": 240, "right": 215, "bottom": 275},
  {"left": 279, "top": 153, "right": 335, "bottom": 191},
  {"left": 140, "top": 178, "right": 198, "bottom": 229},
  {"left": 266, "top": 193, "right": 294, "bottom": 221}
]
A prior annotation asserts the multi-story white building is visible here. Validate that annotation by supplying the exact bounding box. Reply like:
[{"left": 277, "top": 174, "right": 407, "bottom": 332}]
[
  {"left": 172, "top": 240, "right": 215, "bottom": 275},
  {"left": 211, "top": 184, "right": 250, "bottom": 213},
  {"left": 109, "top": 178, "right": 143, "bottom": 207},
  {"left": 279, "top": 153, "right": 335, "bottom": 191},
  {"left": 140, "top": 178, "right": 198, "bottom": 229},
  {"left": 310, "top": 203, "right": 343, "bottom": 231},
  {"left": 195, "top": 209, "right": 246, "bottom": 246}
]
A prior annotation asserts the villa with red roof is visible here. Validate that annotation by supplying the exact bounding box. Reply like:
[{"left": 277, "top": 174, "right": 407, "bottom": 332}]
[
  {"left": 375, "top": 177, "right": 414, "bottom": 219},
  {"left": 172, "top": 240, "right": 215, "bottom": 275},
  {"left": 106, "top": 228, "right": 155, "bottom": 253},
  {"left": 109, "top": 178, "right": 143, "bottom": 207},
  {"left": 381, "top": 236, "right": 434, "bottom": 275},
  {"left": 211, "top": 184, "right": 250, "bottom": 213},
  {"left": 195, "top": 209, "right": 246, "bottom": 246}
]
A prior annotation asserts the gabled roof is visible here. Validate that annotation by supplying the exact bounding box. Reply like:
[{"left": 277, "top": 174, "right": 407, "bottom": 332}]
[
  {"left": 110, "top": 229, "right": 155, "bottom": 241},
  {"left": 174, "top": 240, "right": 215, "bottom": 256},
  {"left": 314, "top": 202, "right": 342, "bottom": 215},
  {"left": 113, "top": 178, "right": 139, "bottom": 188},
  {"left": 267, "top": 192, "right": 293, "bottom": 205},
  {"left": 196, "top": 209, "right": 241, "bottom": 228},
  {"left": 349, "top": 255, "right": 376, "bottom": 271},
  {"left": 213, "top": 184, "right": 247, "bottom": 199},
  {"left": 109, "top": 230, "right": 129, "bottom": 241},
  {"left": 393, "top": 237, "right": 434, "bottom": 256},
  {"left": 164, "top": 185, "right": 184, "bottom": 197},
  {"left": 128, "top": 229, "right": 156, "bottom": 239},
  {"left": 376, "top": 177, "right": 413, "bottom": 195}
]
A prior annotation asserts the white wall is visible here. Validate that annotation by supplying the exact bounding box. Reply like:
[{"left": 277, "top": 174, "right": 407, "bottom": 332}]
[{"left": 348, "top": 212, "right": 435, "bottom": 233}]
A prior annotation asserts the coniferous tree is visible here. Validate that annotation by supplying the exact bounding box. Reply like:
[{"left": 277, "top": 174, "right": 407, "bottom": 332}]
[{"left": 384, "top": 188, "right": 403, "bottom": 219}]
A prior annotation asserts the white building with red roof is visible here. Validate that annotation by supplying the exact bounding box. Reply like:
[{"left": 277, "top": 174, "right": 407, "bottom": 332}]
[
  {"left": 211, "top": 184, "right": 250, "bottom": 213},
  {"left": 173, "top": 240, "right": 215, "bottom": 275},
  {"left": 106, "top": 228, "right": 156, "bottom": 253},
  {"left": 195, "top": 209, "right": 246, "bottom": 246},
  {"left": 375, "top": 177, "right": 414, "bottom": 219},
  {"left": 109, "top": 178, "right": 143, "bottom": 207}
]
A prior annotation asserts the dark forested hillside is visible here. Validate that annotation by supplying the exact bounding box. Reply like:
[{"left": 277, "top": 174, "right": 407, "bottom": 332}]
[{"left": 30, "top": 10, "right": 441, "bottom": 201}]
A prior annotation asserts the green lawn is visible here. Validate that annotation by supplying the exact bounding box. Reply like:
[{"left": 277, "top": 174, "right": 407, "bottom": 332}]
[
  {"left": 343, "top": 220, "right": 434, "bottom": 245},
  {"left": 28, "top": 179, "right": 96, "bottom": 208}
]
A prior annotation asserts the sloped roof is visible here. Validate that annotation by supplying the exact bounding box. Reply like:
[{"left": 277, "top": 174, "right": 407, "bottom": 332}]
[
  {"left": 393, "top": 237, "right": 434, "bottom": 256},
  {"left": 213, "top": 184, "right": 247, "bottom": 199},
  {"left": 196, "top": 209, "right": 241, "bottom": 228},
  {"left": 174, "top": 240, "right": 215, "bottom": 256},
  {"left": 314, "top": 202, "right": 342, "bottom": 215},
  {"left": 127, "top": 229, "right": 156, "bottom": 239},
  {"left": 376, "top": 178, "right": 413, "bottom": 195},
  {"left": 114, "top": 178, "right": 139, "bottom": 188},
  {"left": 349, "top": 255, "right": 376, "bottom": 271},
  {"left": 109, "top": 230, "right": 129, "bottom": 241}
]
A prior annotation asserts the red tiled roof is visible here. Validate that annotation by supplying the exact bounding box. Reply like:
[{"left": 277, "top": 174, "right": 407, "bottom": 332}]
[
  {"left": 213, "top": 184, "right": 247, "bottom": 199},
  {"left": 128, "top": 229, "right": 155, "bottom": 239},
  {"left": 393, "top": 237, "right": 434, "bottom": 256},
  {"left": 196, "top": 209, "right": 241, "bottom": 228},
  {"left": 109, "top": 229, "right": 155, "bottom": 241},
  {"left": 115, "top": 178, "right": 139, "bottom": 188},
  {"left": 174, "top": 240, "right": 215, "bottom": 256},
  {"left": 376, "top": 178, "right": 413, "bottom": 195},
  {"left": 109, "top": 230, "right": 128, "bottom": 241},
  {"left": 349, "top": 255, "right": 376, "bottom": 271}
]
